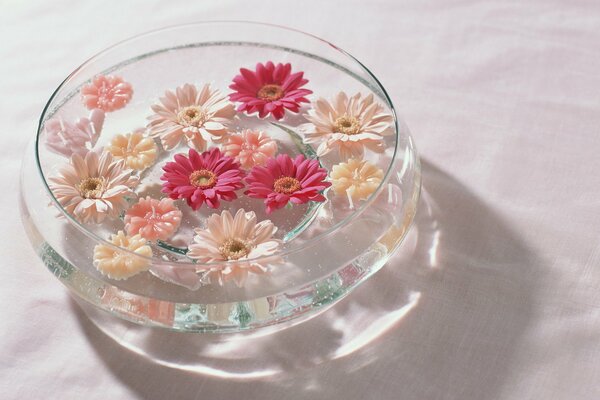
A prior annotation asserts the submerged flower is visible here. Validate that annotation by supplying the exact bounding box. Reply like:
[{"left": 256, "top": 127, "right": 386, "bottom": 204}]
[
  {"left": 106, "top": 130, "right": 158, "bottom": 170},
  {"left": 81, "top": 75, "right": 133, "bottom": 112},
  {"left": 229, "top": 61, "right": 312, "bottom": 120},
  {"left": 48, "top": 150, "right": 138, "bottom": 223},
  {"left": 161, "top": 147, "right": 244, "bottom": 210},
  {"left": 45, "top": 109, "right": 105, "bottom": 157},
  {"left": 331, "top": 158, "right": 384, "bottom": 205},
  {"left": 245, "top": 154, "right": 331, "bottom": 213},
  {"left": 124, "top": 196, "right": 182, "bottom": 241},
  {"left": 223, "top": 129, "right": 278, "bottom": 169},
  {"left": 187, "top": 209, "right": 281, "bottom": 286},
  {"left": 301, "top": 92, "right": 394, "bottom": 159},
  {"left": 147, "top": 83, "right": 235, "bottom": 151},
  {"left": 93, "top": 231, "right": 152, "bottom": 280}
]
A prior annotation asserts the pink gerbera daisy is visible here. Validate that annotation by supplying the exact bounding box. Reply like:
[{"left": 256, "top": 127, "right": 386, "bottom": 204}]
[
  {"left": 124, "top": 196, "right": 183, "bottom": 241},
  {"left": 81, "top": 75, "right": 133, "bottom": 112},
  {"left": 229, "top": 61, "right": 312, "bottom": 120},
  {"left": 160, "top": 147, "right": 245, "bottom": 210},
  {"left": 223, "top": 129, "right": 278, "bottom": 169},
  {"left": 245, "top": 154, "right": 331, "bottom": 213}
]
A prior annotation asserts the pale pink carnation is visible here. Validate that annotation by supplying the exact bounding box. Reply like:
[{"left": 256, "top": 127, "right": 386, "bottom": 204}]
[
  {"left": 81, "top": 75, "right": 133, "bottom": 112},
  {"left": 223, "top": 129, "right": 278, "bottom": 169},
  {"left": 44, "top": 109, "right": 105, "bottom": 157},
  {"left": 124, "top": 197, "right": 182, "bottom": 241},
  {"left": 187, "top": 209, "right": 281, "bottom": 286}
]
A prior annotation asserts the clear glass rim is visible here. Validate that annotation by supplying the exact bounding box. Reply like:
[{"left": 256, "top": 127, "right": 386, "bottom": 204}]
[{"left": 35, "top": 20, "right": 407, "bottom": 268}]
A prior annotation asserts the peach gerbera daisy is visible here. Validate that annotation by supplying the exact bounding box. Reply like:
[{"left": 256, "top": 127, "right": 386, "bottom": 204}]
[
  {"left": 124, "top": 196, "right": 182, "bottom": 241},
  {"left": 331, "top": 158, "right": 384, "bottom": 206},
  {"left": 48, "top": 150, "right": 138, "bottom": 223},
  {"left": 106, "top": 130, "right": 158, "bottom": 171},
  {"left": 301, "top": 92, "right": 394, "bottom": 159},
  {"left": 81, "top": 75, "right": 133, "bottom": 112},
  {"left": 223, "top": 129, "right": 278, "bottom": 169},
  {"left": 147, "top": 83, "right": 235, "bottom": 151},
  {"left": 93, "top": 231, "right": 152, "bottom": 280},
  {"left": 187, "top": 209, "right": 281, "bottom": 286}
]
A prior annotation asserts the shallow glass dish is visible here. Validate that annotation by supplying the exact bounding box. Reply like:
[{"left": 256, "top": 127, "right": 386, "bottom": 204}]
[{"left": 20, "top": 22, "right": 420, "bottom": 333}]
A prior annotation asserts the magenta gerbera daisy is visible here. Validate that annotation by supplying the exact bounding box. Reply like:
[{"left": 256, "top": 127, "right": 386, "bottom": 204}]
[
  {"left": 229, "top": 61, "right": 312, "bottom": 120},
  {"left": 245, "top": 154, "right": 331, "bottom": 213},
  {"left": 160, "top": 147, "right": 245, "bottom": 210}
]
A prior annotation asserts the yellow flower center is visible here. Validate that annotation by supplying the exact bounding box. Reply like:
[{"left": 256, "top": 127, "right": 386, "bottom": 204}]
[
  {"left": 334, "top": 115, "right": 361, "bottom": 135},
  {"left": 274, "top": 176, "right": 301, "bottom": 194},
  {"left": 257, "top": 84, "right": 284, "bottom": 101},
  {"left": 177, "top": 106, "right": 207, "bottom": 127},
  {"left": 219, "top": 238, "right": 251, "bottom": 260},
  {"left": 189, "top": 169, "right": 217, "bottom": 189},
  {"left": 78, "top": 177, "right": 104, "bottom": 199}
]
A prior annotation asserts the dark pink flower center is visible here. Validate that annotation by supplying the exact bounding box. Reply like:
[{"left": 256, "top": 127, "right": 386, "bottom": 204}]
[
  {"left": 189, "top": 169, "right": 217, "bottom": 189},
  {"left": 274, "top": 176, "right": 301, "bottom": 194},
  {"left": 257, "top": 84, "right": 284, "bottom": 101}
]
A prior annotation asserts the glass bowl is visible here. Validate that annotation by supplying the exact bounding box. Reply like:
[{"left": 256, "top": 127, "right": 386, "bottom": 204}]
[{"left": 20, "top": 21, "right": 420, "bottom": 333}]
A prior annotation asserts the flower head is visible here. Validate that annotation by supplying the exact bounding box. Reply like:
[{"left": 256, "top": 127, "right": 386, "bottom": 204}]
[
  {"left": 245, "top": 154, "right": 331, "bottom": 213},
  {"left": 44, "top": 109, "right": 105, "bottom": 157},
  {"left": 124, "top": 196, "right": 182, "bottom": 241},
  {"left": 106, "top": 130, "right": 158, "bottom": 171},
  {"left": 160, "top": 147, "right": 244, "bottom": 210},
  {"left": 81, "top": 75, "right": 133, "bottom": 112},
  {"left": 331, "top": 158, "right": 384, "bottom": 205},
  {"left": 93, "top": 231, "right": 152, "bottom": 280},
  {"left": 223, "top": 129, "right": 278, "bottom": 169},
  {"left": 147, "top": 83, "right": 235, "bottom": 151},
  {"left": 187, "top": 209, "right": 281, "bottom": 286},
  {"left": 229, "top": 61, "right": 312, "bottom": 120},
  {"left": 301, "top": 92, "right": 394, "bottom": 159},
  {"left": 48, "top": 150, "right": 138, "bottom": 223}
]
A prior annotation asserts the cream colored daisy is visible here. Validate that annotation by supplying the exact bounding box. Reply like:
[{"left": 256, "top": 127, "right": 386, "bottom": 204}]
[
  {"left": 48, "top": 150, "right": 138, "bottom": 224},
  {"left": 106, "top": 130, "right": 158, "bottom": 170},
  {"left": 93, "top": 231, "right": 152, "bottom": 280},
  {"left": 301, "top": 91, "right": 394, "bottom": 159},
  {"left": 187, "top": 209, "right": 281, "bottom": 286},
  {"left": 331, "top": 158, "right": 384, "bottom": 205},
  {"left": 147, "top": 83, "right": 235, "bottom": 151}
]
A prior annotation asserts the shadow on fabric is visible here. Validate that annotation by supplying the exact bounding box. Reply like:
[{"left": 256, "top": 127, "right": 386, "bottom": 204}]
[{"left": 71, "top": 158, "right": 542, "bottom": 400}]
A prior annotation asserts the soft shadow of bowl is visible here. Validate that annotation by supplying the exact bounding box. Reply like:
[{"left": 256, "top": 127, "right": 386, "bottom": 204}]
[{"left": 71, "top": 158, "right": 541, "bottom": 399}]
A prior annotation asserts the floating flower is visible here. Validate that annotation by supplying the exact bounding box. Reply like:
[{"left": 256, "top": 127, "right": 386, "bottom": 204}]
[
  {"left": 44, "top": 109, "right": 105, "bottom": 157},
  {"left": 301, "top": 92, "right": 394, "bottom": 159},
  {"left": 93, "top": 231, "right": 152, "bottom": 280},
  {"left": 229, "top": 61, "right": 312, "bottom": 120},
  {"left": 48, "top": 150, "right": 138, "bottom": 223},
  {"left": 223, "top": 129, "right": 278, "bottom": 169},
  {"left": 187, "top": 209, "right": 281, "bottom": 286},
  {"left": 245, "top": 153, "right": 331, "bottom": 213},
  {"left": 81, "top": 75, "right": 133, "bottom": 112},
  {"left": 124, "top": 196, "right": 182, "bottom": 241},
  {"left": 147, "top": 83, "right": 235, "bottom": 151},
  {"left": 106, "top": 130, "right": 158, "bottom": 171},
  {"left": 331, "top": 158, "right": 384, "bottom": 205},
  {"left": 160, "top": 147, "right": 244, "bottom": 210}
]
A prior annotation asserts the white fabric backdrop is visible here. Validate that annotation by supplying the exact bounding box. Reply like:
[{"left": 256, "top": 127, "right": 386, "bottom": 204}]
[{"left": 2, "top": 1, "right": 600, "bottom": 399}]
